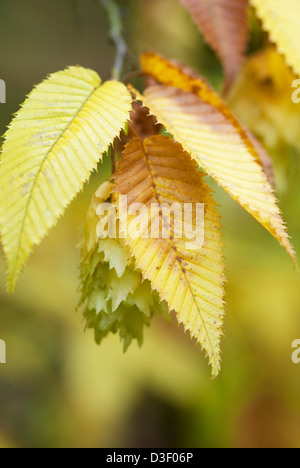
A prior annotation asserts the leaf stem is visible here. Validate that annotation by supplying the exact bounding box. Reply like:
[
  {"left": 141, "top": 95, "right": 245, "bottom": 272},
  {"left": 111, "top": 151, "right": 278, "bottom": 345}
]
[
  {"left": 122, "top": 69, "right": 144, "bottom": 84},
  {"left": 99, "top": 0, "right": 127, "bottom": 81}
]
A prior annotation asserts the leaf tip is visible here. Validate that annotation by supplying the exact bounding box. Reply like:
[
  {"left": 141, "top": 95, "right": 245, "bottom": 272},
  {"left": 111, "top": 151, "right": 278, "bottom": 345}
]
[{"left": 6, "top": 273, "right": 18, "bottom": 295}]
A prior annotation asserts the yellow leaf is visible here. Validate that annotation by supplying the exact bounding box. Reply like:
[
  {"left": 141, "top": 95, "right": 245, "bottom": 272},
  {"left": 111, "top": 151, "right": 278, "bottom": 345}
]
[
  {"left": 0, "top": 66, "right": 132, "bottom": 292},
  {"left": 135, "top": 54, "right": 296, "bottom": 264},
  {"left": 113, "top": 135, "right": 225, "bottom": 377},
  {"left": 250, "top": 0, "right": 300, "bottom": 77},
  {"left": 180, "top": 0, "right": 249, "bottom": 89}
]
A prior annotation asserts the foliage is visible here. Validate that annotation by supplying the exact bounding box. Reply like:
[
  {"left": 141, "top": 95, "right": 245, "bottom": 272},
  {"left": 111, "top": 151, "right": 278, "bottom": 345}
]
[
  {"left": 0, "top": 0, "right": 298, "bottom": 376},
  {"left": 135, "top": 53, "right": 295, "bottom": 264},
  {"left": 179, "top": 0, "right": 249, "bottom": 90},
  {"left": 79, "top": 181, "right": 168, "bottom": 351},
  {"left": 250, "top": 0, "right": 300, "bottom": 78},
  {"left": 229, "top": 47, "right": 300, "bottom": 151},
  {"left": 0, "top": 68, "right": 131, "bottom": 292},
  {"left": 113, "top": 135, "right": 225, "bottom": 376}
]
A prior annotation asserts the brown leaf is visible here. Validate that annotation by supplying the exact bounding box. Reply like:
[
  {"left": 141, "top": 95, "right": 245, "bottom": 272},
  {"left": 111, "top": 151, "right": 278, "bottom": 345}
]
[
  {"left": 130, "top": 102, "right": 161, "bottom": 140},
  {"left": 115, "top": 102, "right": 161, "bottom": 155},
  {"left": 180, "top": 0, "right": 249, "bottom": 90}
]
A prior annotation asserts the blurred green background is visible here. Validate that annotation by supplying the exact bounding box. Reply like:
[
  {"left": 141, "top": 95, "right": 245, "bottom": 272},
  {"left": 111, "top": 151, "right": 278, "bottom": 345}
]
[{"left": 0, "top": 0, "right": 300, "bottom": 448}]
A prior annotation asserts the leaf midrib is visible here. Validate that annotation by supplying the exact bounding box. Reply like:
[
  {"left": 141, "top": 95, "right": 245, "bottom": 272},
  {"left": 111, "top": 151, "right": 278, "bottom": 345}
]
[
  {"left": 10, "top": 82, "right": 100, "bottom": 284},
  {"left": 139, "top": 138, "right": 218, "bottom": 366}
]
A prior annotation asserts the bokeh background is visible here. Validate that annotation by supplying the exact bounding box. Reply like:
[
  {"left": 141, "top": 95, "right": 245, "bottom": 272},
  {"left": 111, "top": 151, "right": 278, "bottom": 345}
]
[{"left": 0, "top": 0, "right": 300, "bottom": 448}]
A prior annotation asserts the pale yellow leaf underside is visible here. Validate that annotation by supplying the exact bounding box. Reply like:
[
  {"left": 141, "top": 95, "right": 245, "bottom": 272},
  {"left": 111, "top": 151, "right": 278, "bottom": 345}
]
[
  {"left": 251, "top": 0, "right": 300, "bottom": 78},
  {"left": 0, "top": 66, "right": 132, "bottom": 292},
  {"left": 132, "top": 84, "right": 295, "bottom": 263},
  {"left": 113, "top": 135, "right": 225, "bottom": 377}
]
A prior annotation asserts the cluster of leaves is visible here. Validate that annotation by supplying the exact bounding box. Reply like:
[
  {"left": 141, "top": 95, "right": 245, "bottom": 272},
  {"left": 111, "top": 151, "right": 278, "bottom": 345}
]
[
  {"left": 0, "top": 0, "right": 299, "bottom": 376},
  {"left": 79, "top": 181, "right": 168, "bottom": 350}
]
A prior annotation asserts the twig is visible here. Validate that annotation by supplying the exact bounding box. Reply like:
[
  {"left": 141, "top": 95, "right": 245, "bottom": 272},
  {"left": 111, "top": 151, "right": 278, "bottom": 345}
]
[{"left": 99, "top": 0, "right": 127, "bottom": 81}]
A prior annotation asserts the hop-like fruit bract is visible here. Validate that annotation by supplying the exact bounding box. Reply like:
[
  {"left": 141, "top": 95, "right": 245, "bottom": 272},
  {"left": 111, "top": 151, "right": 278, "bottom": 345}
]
[{"left": 79, "top": 182, "right": 168, "bottom": 350}]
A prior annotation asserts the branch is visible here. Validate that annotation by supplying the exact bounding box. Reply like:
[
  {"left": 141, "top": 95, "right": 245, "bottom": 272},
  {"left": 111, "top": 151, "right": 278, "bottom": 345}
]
[{"left": 99, "top": 0, "right": 127, "bottom": 81}]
